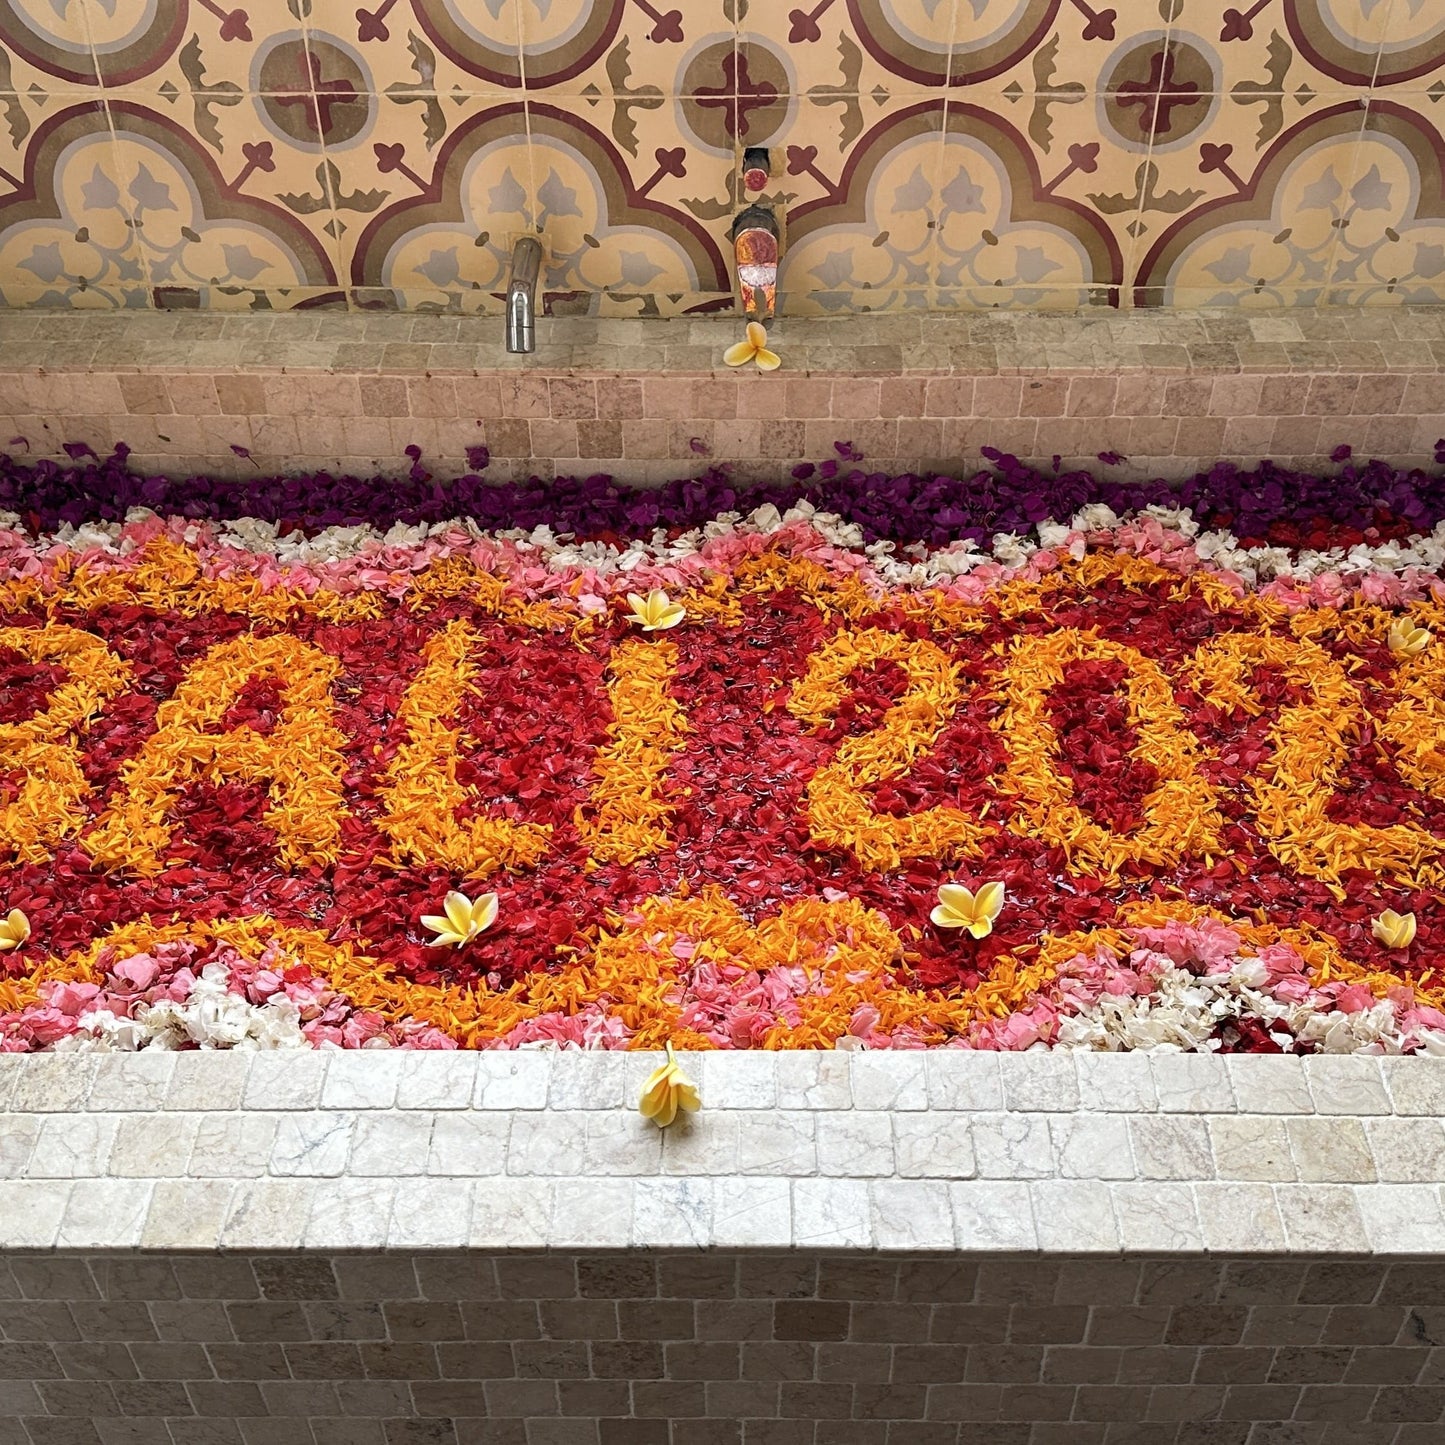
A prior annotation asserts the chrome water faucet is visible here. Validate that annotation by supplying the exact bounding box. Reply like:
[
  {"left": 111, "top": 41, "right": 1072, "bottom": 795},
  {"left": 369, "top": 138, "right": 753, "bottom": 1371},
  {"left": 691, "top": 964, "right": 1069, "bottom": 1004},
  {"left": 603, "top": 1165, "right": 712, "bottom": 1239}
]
[{"left": 506, "top": 236, "right": 543, "bottom": 353}]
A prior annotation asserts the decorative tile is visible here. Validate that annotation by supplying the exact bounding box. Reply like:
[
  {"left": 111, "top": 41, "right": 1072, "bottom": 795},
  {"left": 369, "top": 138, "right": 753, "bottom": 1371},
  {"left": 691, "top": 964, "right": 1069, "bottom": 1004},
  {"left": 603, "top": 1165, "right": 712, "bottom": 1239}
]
[
  {"left": 1170, "top": 0, "right": 1377, "bottom": 105},
  {"left": 518, "top": 0, "right": 734, "bottom": 99},
  {"left": 91, "top": 0, "right": 310, "bottom": 92},
  {"left": 332, "top": 0, "right": 526, "bottom": 91},
  {"left": 342, "top": 96, "right": 531, "bottom": 303},
  {"left": 739, "top": 0, "right": 943, "bottom": 102},
  {"left": 944, "top": 95, "right": 1133, "bottom": 300},
  {"left": 0, "top": 99, "right": 151, "bottom": 308},
  {"left": 785, "top": 101, "right": 943, "bottom": 305},
  {"left": 1373, "top": 0, "right": 1445, "bottom": 89},
  {"left": 0, "top": 0, "right": 99, "bottom": 87},
  {"left": 0, "top": 0, "right": 1440, "bottom": 309},
  {"left": 535, "top": 90, "right": 737, "bottom": 296},
  {"left": 101, "top": 93, "right": 345, "bottom": 303},
  {"left": 1131, "top": 94, "right": 1370, "bottom": 304},
  {"left": 1325, "top": 94, "right": 1445, "bottom": 303},
  {"left": 525, "top": 101, "right": 732, "bottom": 305}
]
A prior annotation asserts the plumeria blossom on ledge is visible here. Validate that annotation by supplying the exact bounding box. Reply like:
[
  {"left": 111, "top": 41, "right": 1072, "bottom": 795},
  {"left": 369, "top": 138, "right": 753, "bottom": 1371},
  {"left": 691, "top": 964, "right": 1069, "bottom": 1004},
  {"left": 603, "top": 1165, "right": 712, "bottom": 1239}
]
[
  {"left": 639, "top": 1043, "right": 700, "bottom": 1126},
  {"left": 1, "top": 446, "right": 1445, "bottom": 1051},
  {"left": 722, "top": 322, "right": 780, "bottom": 372}
]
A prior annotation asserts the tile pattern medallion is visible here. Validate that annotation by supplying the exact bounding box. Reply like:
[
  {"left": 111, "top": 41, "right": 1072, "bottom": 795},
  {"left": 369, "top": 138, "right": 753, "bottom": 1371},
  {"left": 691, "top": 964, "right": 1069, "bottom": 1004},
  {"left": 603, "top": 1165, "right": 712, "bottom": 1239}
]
[{"left": 0, "top": 2, "right": 1444, "bottom": 313}]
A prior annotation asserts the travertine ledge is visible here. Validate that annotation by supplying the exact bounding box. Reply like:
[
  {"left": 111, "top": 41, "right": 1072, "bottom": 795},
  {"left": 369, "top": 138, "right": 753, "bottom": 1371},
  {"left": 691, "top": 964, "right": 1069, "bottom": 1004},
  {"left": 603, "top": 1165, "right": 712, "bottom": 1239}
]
[{"left": 1, "top": 1052, "right": 1443, "bottom": 1255}]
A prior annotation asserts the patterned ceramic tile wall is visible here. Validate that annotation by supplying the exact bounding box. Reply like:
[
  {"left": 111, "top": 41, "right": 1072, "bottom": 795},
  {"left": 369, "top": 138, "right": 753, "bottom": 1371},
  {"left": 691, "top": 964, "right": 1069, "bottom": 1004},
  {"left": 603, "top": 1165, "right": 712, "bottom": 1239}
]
[{"left": 0, "top": 3, "right": 1444, "bottom": 316}]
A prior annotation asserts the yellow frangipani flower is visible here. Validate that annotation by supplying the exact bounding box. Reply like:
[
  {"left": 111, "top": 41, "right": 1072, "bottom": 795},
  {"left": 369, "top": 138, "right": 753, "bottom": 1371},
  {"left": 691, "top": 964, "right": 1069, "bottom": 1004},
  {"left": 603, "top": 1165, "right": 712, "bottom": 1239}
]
[
  {"left": 625, "top": 589, "right": 686, "bottom": 632},
  {"left": 421, "top": 890, "right": 499, "bottom": 948},
  {"left": 722, "top": 321, "right": 781, "bottom": 372},
  {"left": 0, "top": 908, "right": 29, "bottom": 951},
  {"left": 1372, "top": 909, "right": 1417, "bottom": 949},
  {"left": 931, "top": 882, "right": 1006, "bottom": 939},
  {"left": 1388, "top": 618, "right": 1432, "bottom": 656},
  {"left": 639, "top": 1042, "right": 701, "bottom": 1128}
]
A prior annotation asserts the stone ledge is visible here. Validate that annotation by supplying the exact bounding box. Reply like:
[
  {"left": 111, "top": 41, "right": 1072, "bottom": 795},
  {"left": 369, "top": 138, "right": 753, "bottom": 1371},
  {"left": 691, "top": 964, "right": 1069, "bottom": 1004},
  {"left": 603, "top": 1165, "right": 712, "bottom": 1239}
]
[
  {"left": 10, "top": 1175, "right": 1445, "bottom": 1255},
  {"left": 0, "top": 307, "right": 1437, "bottom": 376},
  {"left": 1, "top": 1051, "right": 1438, "bottom": 1115},
  {"left": 1, "top": 1055, "right": 1442, "bottom": 1255}
]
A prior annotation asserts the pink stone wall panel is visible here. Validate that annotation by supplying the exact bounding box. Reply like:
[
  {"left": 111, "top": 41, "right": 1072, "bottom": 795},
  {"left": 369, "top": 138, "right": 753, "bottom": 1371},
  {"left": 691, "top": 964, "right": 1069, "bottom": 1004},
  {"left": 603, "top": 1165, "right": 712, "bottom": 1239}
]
[{"left": 0, "top": 305, "right": 1440, "bottom": 480}]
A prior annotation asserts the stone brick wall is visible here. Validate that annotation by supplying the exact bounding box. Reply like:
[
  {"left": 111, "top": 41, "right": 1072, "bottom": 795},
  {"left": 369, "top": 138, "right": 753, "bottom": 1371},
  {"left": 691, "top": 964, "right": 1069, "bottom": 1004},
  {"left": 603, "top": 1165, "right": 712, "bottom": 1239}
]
[
  {"left": 2, "top": 1249, "right": 1445, "bottom": 1445},
  {"left": 0, "top": 309, "right": 1438, "bottom": 486},
  {"left": 3, "top": 1054, "right": 1445, "bottom": 1441}
]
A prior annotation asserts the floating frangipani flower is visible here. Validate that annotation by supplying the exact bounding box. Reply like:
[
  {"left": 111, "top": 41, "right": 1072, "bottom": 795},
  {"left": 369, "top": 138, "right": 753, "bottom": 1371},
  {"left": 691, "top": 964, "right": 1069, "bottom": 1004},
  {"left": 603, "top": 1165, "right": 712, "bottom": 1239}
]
[
  {"left": 1388, "top": 618, "right": 1432, "bottom": 655},
  {"left": 1372, "top": 909, "right": 1418, "bottom": 949},
  {"left": 722, "top": 321, "right": 781, "bottom": 372},
  {"left": 930, "top": 882, "right": 1005, "bottom": 939},
  {"left": 625, "top": 589, "right": 686, "bottom": 631},
  {"left": 421, "top": 890, "right": 499, "bottom": 948},
  {"left": 0, "top": 909, "right": 29, "bottom": 951},
  {"left": 639, "top": 1042, "right": 701, "bottom": 1127}
]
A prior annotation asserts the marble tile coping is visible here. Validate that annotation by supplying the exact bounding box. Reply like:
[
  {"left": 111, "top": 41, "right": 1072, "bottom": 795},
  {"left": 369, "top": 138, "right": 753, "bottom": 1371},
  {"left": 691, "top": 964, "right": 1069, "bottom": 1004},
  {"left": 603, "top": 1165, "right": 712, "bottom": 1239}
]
[{"left": 1, "top": 1053, "right": 1443, "bottom": 1255}]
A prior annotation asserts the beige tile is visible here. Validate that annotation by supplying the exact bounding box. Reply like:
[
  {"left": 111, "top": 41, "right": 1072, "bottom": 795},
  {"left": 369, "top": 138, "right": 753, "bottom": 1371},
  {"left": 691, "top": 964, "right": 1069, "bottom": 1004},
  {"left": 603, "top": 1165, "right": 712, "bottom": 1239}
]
[
  {"left": 622, "top": 419, "right": 672, "bottom": 458},
  {"left": 641, "top": 379, "right": 698, "bottom": 419},
  {"left": 575, "top": 420, "right": 623, "bottom": 458},
  {"left": 830, "top": 378, "right": 882, "bottom": 419},
  {"left": 1019, "top": 378, "right": 1070, "bottom": 416},
  {"left": 547, "top": 378, "right": 597, "bottom": 420},
  {"left": 691, "top": 377, "right": 739, "bottom": 420},
  {"left": 407, "top": 377, "right": 460, "bottom": 418},
  {"left": 501, "top": 375, "right": 552, "bottom": 418},
  {"left": 1207, "top": 375, "right": 1264, "bottom": 416},
  {"left": 118, "top": 373, "right": 173, "bottom": 415},
  {"left": 974, "top": 376, "right": 1023, "bottom": 418},
  {"left": 453, "top": 377, "right": 505, "bottom": 418},
  {"left": 1347, "top": 370, "right": 1406, "bottom": 416},
  {"left": 1127, "top": 416, "right": 1180, "bottom": 454},
  {"left": 1174, "top": 415, "right": 1227, "bottom": 454},
  {"left": 596, "top": 378, "right": 645, "bottom": 419},
  {"left": 1304, "top": 374, "right": 1361, "bottom": 415},
  {"left": 482, "top": 418, "right": 532, "bottom": 457},
  {"left": 1271, "top": 415, "right": 1325, "bottom": 453}
]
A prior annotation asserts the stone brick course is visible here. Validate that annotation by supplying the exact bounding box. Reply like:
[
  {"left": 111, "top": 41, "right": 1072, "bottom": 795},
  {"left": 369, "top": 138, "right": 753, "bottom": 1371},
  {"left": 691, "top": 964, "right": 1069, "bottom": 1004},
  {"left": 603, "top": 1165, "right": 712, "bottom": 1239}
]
[
  {"left": 0, "top": 309, "right": 1439, "bottom": 485},
  {"left": 0, "top": 1249, "right": 1443, "bottom": 1444}
]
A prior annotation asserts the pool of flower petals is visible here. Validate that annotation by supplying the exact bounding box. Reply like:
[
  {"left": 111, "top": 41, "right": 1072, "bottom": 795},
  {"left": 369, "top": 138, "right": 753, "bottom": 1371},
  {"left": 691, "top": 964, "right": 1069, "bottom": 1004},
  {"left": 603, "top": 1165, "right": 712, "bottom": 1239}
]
[{"left": 4, "top": 447, "right": 1445, "bottom": 1054}]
